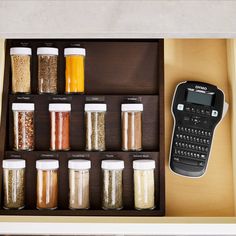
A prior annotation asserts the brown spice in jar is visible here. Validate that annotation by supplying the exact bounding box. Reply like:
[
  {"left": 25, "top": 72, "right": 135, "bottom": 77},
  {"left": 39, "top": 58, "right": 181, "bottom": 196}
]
[
  {"left": 50, "top": 111, "right": 70, "bottom": 151},
  {"left": 3, "top": 168, "right": 25, "bottom": 209},
  {"left": 38, "top": 55, "right": 57, "bottom": 94},
  {"left": 37, "top": 169, "right": 58, "bottom": 210},
  {"left": 122, "top": 111, "right": 142, "bottom": 151},
  {"left": 11, "top": 55, "right": 31, "bottom": 93},
  {"left": 13, "top": 111, "right": 34, "bottom": 151}
]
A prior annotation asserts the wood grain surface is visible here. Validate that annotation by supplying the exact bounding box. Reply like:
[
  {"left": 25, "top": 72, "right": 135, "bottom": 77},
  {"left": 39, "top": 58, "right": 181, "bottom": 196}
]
[{"left": 165, "top": 39, "right": 234, "bottom": 216}]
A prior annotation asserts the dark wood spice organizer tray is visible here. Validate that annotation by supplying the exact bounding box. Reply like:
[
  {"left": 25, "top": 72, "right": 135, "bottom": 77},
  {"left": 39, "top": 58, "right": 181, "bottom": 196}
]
[{"left": 0, "top": 39, "right": 165, "bottom": 216}]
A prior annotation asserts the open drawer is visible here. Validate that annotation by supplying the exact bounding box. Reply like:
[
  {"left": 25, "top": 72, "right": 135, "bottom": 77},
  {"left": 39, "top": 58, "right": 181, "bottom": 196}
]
[{"left": 0, "top": 39, "right": 235, "bottom": 229}]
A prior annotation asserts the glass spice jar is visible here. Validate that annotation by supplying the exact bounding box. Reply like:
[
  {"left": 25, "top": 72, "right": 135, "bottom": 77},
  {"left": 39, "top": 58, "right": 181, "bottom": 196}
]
[
  {"left": 133, "top": 160, "right": 155, "bottom": 210},
  {"left": 85, "top": 103, "right": 106, "bottom": 151},
  {"left": 49, "top": 103, "right": 71, "bottom": 151},
  {"left": 68, "top": 159, "right": 91, "bottom": 209},
  {"left": 64, "top": 48, "right": 86, "bottom": 94},
  {"left": 121, "top": 103, "right": 143, "bottom": 151},
  {"left": 101, "top": 160, "right": 124, "bottom": 210},
  {"left": 12, "top": 103, "right": 35, "bottom": 151},
  {"left": 10, "top": 47, "right": 32, "bottom": 94},
  {"left": 36, "top": 159, "right": 59, "bottom": 210},
  {"left": 2, "top": 159, "right": 26, "bottom": 210},
  {"left": 37, "top": 47, "right": 58, "bottom": 94}
]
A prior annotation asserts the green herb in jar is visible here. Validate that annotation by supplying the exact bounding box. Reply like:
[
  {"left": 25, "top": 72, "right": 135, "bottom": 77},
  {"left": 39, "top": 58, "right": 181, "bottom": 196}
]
[
  {"left": 3, "top": 168, "right": 25, "bottom": 209},
  {"left": 102, "top": 169, "right": 123, "bottom": 210},
  {"left": 85, "top": 111, "right": 105, "bottom": 151}
]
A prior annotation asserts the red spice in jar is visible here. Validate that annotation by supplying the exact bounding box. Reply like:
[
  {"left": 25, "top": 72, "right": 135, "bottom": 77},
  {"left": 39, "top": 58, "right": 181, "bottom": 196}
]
[{"left": 49, "top": 104, "right": 71, "bottom": 151}]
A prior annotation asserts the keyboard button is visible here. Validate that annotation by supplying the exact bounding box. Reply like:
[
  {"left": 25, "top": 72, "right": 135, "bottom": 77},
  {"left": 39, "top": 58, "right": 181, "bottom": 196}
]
[
  {"left": 211, "top": 110, "right": 218, "bottom": 117},
  {"left": 199, "top": 162, "right": 205, "bottom": 167},
  {"left": 174, "top": 157, "right": 180, "bottom": 162},
  {"left": 206, "top": 109, "right": 211, "bottom": 116},
  {"left": 180, "top": 158, "right": 198, "bottom": 166},
  {"left": 185, "top": 106, "right": 191, "bottom": 112},
  {"left": 201, "top": 109, "right": 205, "bottom": 115},
  {"left": 177, "top": 104, "right": 184, "bottom": 111},
  {"left": 191, "top": 107, "right": 195, "bottom": 113},
  {"left": 200, "top": 154, "right": 206, "bottom": 160},
  {"left": 184, "top": 116, "right": 190, "bottom": 121}
]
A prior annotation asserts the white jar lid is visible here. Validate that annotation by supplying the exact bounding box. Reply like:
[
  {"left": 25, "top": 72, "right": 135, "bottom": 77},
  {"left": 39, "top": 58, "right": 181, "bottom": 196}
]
[
  {"left": 36, "top": 159, "right": 59, "bottom": 170},
  {"left": 121, "top": 104, "right": 143, "bottom": 112},
  {"left": 68, "top": 159, "right": 91, "bottom": 170},
  {"left": 10, "top": 47, "right": 32, "bottom": 55},
  {"left": 133, "top": 160, "right": 155, "bottom": 170},
  {"left": 3, "top": 159, "right": 26, "bottom": 169},
  {"left": 37, "top": 47, "right": 59, "bottom": 55},
  {"left": 101, "top": 160, "right": 124, "bottom": 170},
  {"left": 64, "top": 48, "right": 86, "bottom": 56},
  {"left": 12, "top": 103, "right": 35, "bottom": 111},
  {"left": 85, "top": 103, "right": 107, "bottom": 112},
  {"left": 49, "top": 103, "right": 71, "bottom": 112}
]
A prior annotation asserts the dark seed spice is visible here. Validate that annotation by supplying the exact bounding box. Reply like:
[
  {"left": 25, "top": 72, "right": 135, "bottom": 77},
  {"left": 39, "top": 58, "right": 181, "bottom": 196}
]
[
  {"left": 102, "top": 169, "right": 123, "bottom": 210},
  {"left": 3, "top": 168, "right": 25, "bottom": 209},
  {"left": 85, "top": 112, "right": 105, "bottom": 151},
  {"left": 38, "top": 55, "right": 57, "bottom": 94},
  {"left": 13, "top": 111, "right": 34, "bottom": 150}
]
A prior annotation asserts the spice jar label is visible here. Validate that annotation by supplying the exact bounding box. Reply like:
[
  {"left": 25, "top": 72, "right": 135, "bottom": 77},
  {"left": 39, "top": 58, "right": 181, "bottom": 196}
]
[
  {"left": 86, "top": 96, "right": 105, "bottom": 103},
  {"left": 8, "top": 154, "right": 22, "bottom": 158},
  {"left": 40, "top": 153, "right": 59, "bottom": 158},
  {"left": 124, "top": 97, "right": 142, "bottom": 103},
  {"left": 15, "top": 96, "right": 32, "bottom": 101},
  {"left": 104, "top": 154, "right": 117, "bottom": 158},
  {"left": 70, "top": 153, "right": 90, "bottom": 158},
  {"left": 130, "top": 154, "right": 151, "bottom": 158},
  {"left": 49, "top": 96, "right": 72, "bottom": 102}
]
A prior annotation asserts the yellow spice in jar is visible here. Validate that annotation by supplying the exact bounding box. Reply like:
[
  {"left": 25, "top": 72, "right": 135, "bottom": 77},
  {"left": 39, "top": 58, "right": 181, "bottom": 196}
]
[{"left": 65, "top": 55, "right": 85, "bottom": 93}]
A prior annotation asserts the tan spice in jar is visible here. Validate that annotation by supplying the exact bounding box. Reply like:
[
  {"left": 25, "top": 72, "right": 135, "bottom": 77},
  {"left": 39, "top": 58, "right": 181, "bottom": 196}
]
[
  {"left": 69, "top": 169, "right": 90, "bottom": 209},
  {"left": 11, "top": 48, "right": 31, "bottom": 93},
  {"left": 122, "top": 111, "right": 142, "bottom": 151},
  {"left": 133, "top": 160, "right": 155, "bottom": 210}
]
